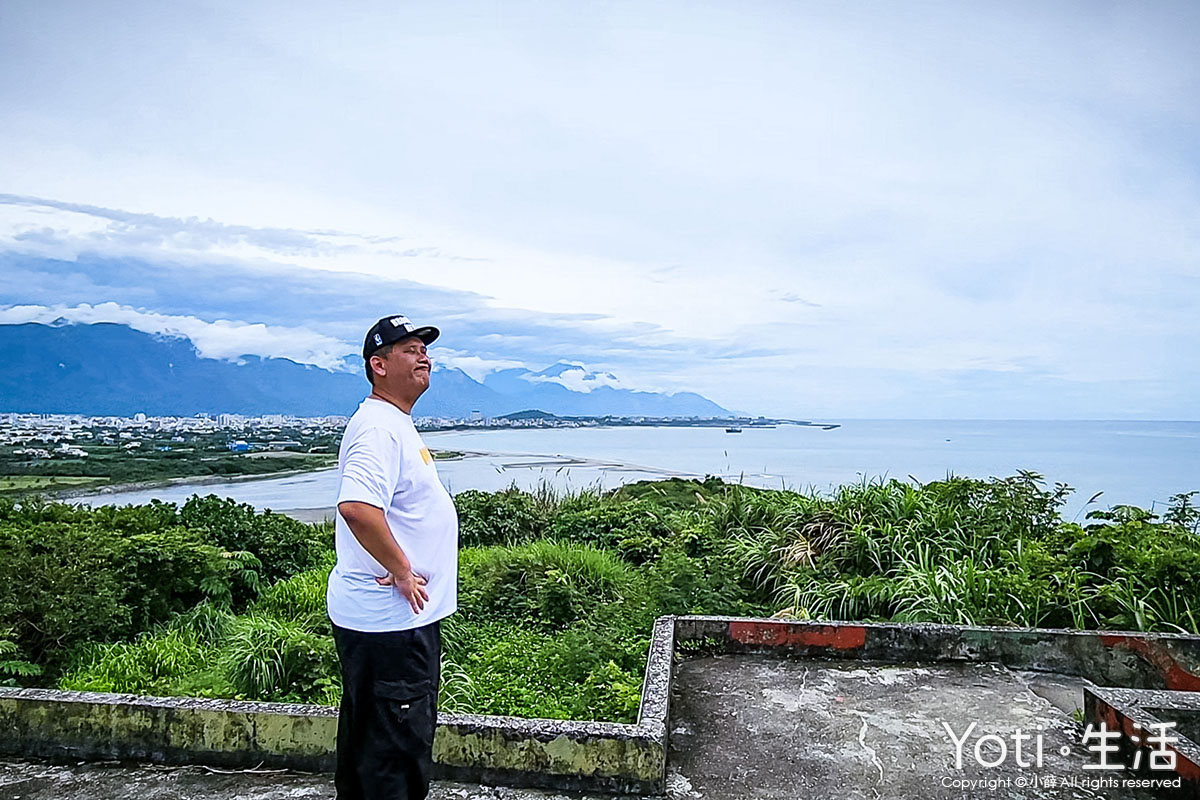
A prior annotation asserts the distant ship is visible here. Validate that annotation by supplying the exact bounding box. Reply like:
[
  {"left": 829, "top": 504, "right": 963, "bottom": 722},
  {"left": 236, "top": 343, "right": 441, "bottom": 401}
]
[{"left": 725, "top": 426, "right": 742, "bottom": 433}]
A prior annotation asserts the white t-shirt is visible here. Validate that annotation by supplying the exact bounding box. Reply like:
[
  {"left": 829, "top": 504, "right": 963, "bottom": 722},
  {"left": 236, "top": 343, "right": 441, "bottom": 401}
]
[{"left": 326, "top": 397, "right": 459, "bottom": 632}]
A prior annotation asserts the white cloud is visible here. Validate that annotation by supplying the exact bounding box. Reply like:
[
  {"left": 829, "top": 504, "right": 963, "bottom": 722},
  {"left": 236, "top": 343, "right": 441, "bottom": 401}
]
[
  {"left": 526, "top": 367, "right": 625, "bottom": 394},
  {"left": 0, "top": 303, "right": 353, "bottom": 370},
  {"left": 432, "top": 349, "right": 527, "bottom": 381}
]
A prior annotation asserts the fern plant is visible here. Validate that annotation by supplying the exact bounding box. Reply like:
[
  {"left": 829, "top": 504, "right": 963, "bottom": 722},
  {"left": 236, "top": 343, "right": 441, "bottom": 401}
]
[{"left": 0, "top": 627, "right": 41, "bottom": 686}]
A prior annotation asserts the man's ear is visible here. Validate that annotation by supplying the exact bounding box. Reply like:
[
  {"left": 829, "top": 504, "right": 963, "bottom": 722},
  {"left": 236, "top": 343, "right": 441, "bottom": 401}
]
[{"left": 370, "top": 354, "right": 387, "bottom": 379}]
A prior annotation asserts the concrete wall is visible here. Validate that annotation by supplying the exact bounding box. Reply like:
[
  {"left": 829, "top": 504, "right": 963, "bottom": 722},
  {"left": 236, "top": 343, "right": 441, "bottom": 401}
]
[
  {"left": 1085, "top": 686, "right": 1200, "bottom": 795},
  {"left": 674, "top": 616, "right": 1200, "bottom": 691},
  {"left": 0, "top": 691, "right": 667, "bottom": 793},
  {"left": 0, "top": 689, "right": 338, "bottom": 771},
  {"left": 0, "top": 616, "right": 677, "bottom": 794},
  {"left": 6, "top": 616, "right": 1199, "bottom": 795}
]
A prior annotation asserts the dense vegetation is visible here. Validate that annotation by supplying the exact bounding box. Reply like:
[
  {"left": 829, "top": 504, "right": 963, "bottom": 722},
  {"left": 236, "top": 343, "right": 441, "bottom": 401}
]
[
  {"left": 0, "top": 425, "right": 343, "bottom": 496},
  {"left": 0, "top": 496, "right": 330, "bottom": 684},
  {"left": 2, "top": 449, "right": 334, "bottom": 489},
  {"left": 2, "top": 475, "right": 1197, "bottom": 723}
]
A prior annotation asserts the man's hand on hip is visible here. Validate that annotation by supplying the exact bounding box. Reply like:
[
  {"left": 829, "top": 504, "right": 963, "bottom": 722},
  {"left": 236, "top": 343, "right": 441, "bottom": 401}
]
[
  {"left": 338, "top": 501, "right": 430, "bottom": 614},
  {"left": 375, "top": 571, "right": 430, "bottom": 614}
]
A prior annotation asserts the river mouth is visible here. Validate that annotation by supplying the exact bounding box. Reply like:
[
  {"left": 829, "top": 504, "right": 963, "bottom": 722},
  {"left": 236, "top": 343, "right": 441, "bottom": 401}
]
[
  {"left": 68, "top": 445, "right": 709, "bottom": 515},
  {"left": 63, "top": 421, "right": 1200, "bottom": 520}
]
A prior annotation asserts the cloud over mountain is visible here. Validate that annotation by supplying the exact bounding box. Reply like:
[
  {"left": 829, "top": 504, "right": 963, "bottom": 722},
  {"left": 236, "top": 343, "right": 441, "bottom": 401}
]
[
  {"left": 0, "top": 322, "right": 731, "bottom": 418},
  {"left": 523, "top": 362, "right": 625, "bottom": 393},
  {"left": 0, "top": 196, "right": 788, "bottom": 405},
  {"left": 0, "top": 303, "right": 354, "bottom": 371}
]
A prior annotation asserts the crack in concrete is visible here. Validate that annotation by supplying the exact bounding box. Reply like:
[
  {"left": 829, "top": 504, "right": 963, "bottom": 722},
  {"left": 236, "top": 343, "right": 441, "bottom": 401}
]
[{"left": 850, "top": 710, "right": 884, "bottom": 785}]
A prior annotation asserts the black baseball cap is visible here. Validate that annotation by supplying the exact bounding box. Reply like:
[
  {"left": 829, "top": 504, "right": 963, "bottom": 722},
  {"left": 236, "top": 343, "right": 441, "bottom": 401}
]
[{"left": 362, "top": 315, "right": 440, "bottom": 358}]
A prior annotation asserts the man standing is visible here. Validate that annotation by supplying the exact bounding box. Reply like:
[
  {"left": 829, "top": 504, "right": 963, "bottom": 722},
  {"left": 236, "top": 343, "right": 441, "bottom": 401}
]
[{"left": 327, "top": 315, "right": 458, "bottom": 800}]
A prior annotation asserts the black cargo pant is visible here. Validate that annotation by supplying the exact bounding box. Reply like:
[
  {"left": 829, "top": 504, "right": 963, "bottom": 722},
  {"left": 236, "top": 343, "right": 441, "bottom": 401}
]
[{"left": 331, "top": 620, "right": 441, "bottom": 800}]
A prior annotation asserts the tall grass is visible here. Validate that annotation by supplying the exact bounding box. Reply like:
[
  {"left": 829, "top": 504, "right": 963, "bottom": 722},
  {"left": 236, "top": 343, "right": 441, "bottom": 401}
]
[
  {"left": 60, "top": 628, "right": 209, "bottom": 695},
  {"left": 221, "top": 614, "right": 338, "bottom": 703},
  {"left": 716, "top": 475, "right": 1200, "bottom": 633}
]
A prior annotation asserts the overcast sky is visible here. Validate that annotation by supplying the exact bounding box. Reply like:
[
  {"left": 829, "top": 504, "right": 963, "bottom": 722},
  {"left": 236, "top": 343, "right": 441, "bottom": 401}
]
[{"left": 1, "top": 0, "right": 1197, "bottom": 418}]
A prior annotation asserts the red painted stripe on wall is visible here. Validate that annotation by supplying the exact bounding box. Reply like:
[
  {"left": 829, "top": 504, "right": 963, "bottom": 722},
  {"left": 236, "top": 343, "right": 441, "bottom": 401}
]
[
  {"left": 727, "top": 622, "right": 868, "bottom": 650},
  {"left": 1099, "top": 635, "right": 1200, "bottom": 692}
]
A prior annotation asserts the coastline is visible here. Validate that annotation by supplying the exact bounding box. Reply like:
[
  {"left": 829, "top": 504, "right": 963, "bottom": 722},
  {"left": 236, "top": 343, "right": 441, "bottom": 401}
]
[
  {"left": 51, "top": 464, "right": 336, "bottom": 502},
  {"left": 50, "top": 450, "right": 474, "bottom": 503},
  {"left": 46, "top": 422, "right": 808, "bottom": 504},
  {"left": 274, "top": 447, "right": 702, "bottom": 524},
  {"left": 57, "top": 444, "right": 700, "bottom": 509},
  {"left": 45, "top": 421, "right": 1196, "bottom": 520}
]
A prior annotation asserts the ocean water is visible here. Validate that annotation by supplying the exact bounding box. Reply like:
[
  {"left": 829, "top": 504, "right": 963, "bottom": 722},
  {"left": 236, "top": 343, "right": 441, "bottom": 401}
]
[{"left": 78, "top": 420, "right": 1200, "bottom": 519}]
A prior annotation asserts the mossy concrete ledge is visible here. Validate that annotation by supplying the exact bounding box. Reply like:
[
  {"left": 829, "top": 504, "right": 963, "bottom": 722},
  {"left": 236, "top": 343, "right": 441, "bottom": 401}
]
[
  {"left": 434, "top": 714, "right": 662, "bottom": 793},
  {"left": 434, "top": 614, "right": 671, "bottom": 795},
  {"left": 0, "top": 617, "right": 675, "bottom": 794},
  {"left": 0, "top": 690, "right": 339, "bottom": 772}
]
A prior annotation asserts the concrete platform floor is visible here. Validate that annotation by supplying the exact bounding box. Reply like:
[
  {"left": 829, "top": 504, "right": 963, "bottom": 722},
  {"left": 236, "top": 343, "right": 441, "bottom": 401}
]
[
  {"left": 667, "top": 655, "right": 1161, "bottom": 799},
  {"left": 0, "top": 759, "right": 643, "bottom": 800}
]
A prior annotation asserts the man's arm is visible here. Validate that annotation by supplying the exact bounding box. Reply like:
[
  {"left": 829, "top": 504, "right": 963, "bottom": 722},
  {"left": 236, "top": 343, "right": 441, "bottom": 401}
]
[{"left": 337, "top": 500, "right": 429, "bottom": 614}]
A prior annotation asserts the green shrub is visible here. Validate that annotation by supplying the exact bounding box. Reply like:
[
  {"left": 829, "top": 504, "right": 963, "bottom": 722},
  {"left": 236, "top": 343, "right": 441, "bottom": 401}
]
[
  {"left": 0, "top": 521, "right": 249, "bottom": 679},
  {"left": 179, "top": 495, "right": 330, "bottom": 583},
  {"left": 59, "top": 628, "right": 210, "bottom": 696},
  {"left": 643, "top": 549, "right": 772, "bottom": 618},
  {"left": 58, "top": 602, "right": 339, "bottom": 703},
  {"left": 611, "top": 476, "right": 734, "bottom": 509},
  {"left": 0, "top": 497, "right": 332, "bottom": 685},
  {"left": 459, "top": 541, "right": 638, "bottom": 627},
  {"left": 454, "top": 487, "right": 549, "bottom": 547},
  {"left": 167, "top": 601, "right": 236, "bottom": 644},
  {"left": 0, "top": 626, "right": 41, "bottom": 686},
  {"left": 723, "top": 475, "right": 1200, "bottom": 634},
  {"left": 548, "top": 499, "right": 677, "bottom": 564},
  {"left": 442, "top": 620, "right": 643, "bottom": 721},
  {"left": 1052, "top": 503, "right": 1200, "bottom": 632},
  {"left": 438, "top": 613, "right": 481, "bottom": 712},
  {"left": 26, "top": 475, "right": 1200, "bottom": 724}
]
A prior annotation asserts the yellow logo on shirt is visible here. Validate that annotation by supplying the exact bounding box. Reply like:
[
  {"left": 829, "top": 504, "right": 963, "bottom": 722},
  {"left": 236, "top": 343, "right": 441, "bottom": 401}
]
[{"left": 420, "top": 448, "right": 433, "bottom": 465}]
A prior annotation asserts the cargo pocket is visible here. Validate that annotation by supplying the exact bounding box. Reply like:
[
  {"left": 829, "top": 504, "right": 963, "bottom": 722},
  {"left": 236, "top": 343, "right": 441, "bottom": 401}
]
[
  {"left": 375, "top": 677, "right": 437, "bottom": 755},
  {"left": 365, "top": 676, "right": 437, "bottom": 798}
]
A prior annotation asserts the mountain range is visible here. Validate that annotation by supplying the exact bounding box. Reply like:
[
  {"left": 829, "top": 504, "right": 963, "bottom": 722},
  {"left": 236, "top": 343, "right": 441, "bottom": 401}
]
[{"left": 0, "top": 321, "right": 731, "bottom": 418}]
